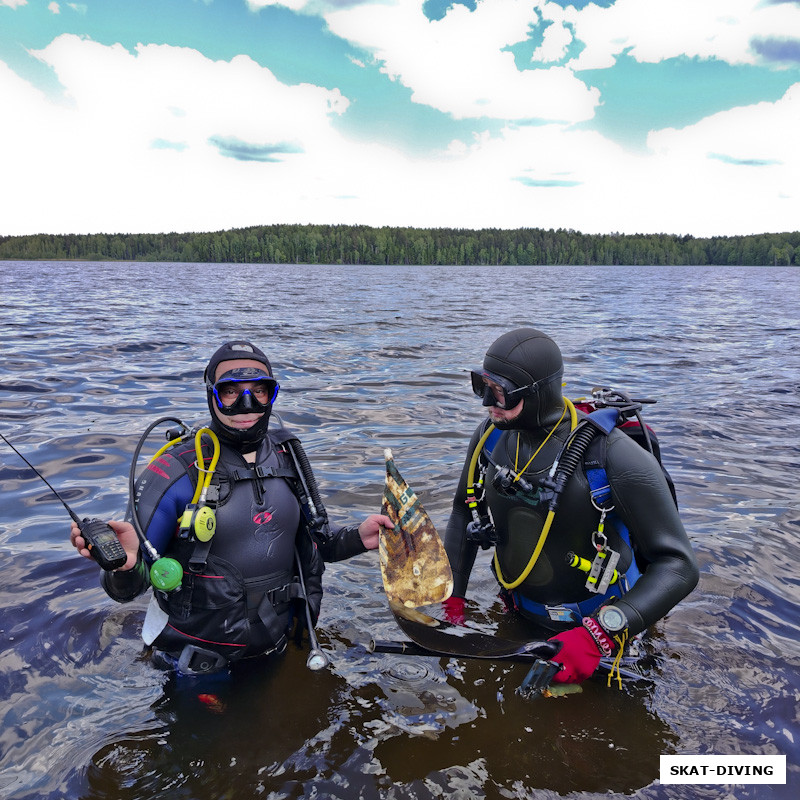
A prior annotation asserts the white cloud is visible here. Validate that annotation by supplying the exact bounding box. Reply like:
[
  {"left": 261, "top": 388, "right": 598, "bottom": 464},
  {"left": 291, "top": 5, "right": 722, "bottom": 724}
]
[
  {"left": 649, "top": 83, "right": 800, "bottom": 164},
  {"left": 245, "top": 0, "right": 308, "bottom": 11},
  {"left": 433, "top": 83, "right": 798, "bottom": 236},
  {"left": 48, "top": 2, "right": 60, "bottom": 14},
  {"left": 0, "top": 35, "right": 353, "bottom": 234},
  {"left": 325, "top": 0, "right": 599, "bottom": 122},
  {"left": 560, "top": 0, "right": 800, "bottom": 69},
  {"left": 1, "top": 0, "right": 28, "bottom": 9},
  {"left": 643, "top": 83, "right": 799, "bottom": 234},
  {"left": 0, "top": 33, "right": 795, "bottom": 238},
  {"left": 530, "top": 9, "right": 573, "bottom": 64}
]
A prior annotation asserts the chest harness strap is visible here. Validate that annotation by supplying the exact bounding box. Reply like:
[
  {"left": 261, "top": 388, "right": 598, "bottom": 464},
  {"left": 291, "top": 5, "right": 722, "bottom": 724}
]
[
  {"left": 186, "top": 447, "right": 296, "bottom": 572},
  {"left": 509, "top": 408, "right": 643, "bottom": 621}
]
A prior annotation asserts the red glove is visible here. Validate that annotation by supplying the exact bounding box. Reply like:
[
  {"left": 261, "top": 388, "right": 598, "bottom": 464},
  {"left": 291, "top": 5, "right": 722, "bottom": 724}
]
[
  {"left": 442, "top": 596, "right": 466, "bottom": 625},
  {"left": 548, "top": 617, "right": 616, "bottom": 684}
]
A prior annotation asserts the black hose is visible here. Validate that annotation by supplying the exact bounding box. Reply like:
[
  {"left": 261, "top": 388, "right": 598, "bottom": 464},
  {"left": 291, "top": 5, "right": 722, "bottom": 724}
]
[
  {"left": 286, "top": 439, "right": 332, "bottom": 542},
  {"left": 545, "top": 421, "right": 598, "bottom": 512},
  {"left": 127, "top": 416, "right": 189, "bottom": 554},
  {"left": 290, "top": 440, "right": 327, "bottom": 517},
  {"left": 633, "top": 408, "right": 655, "bottom": 454}
]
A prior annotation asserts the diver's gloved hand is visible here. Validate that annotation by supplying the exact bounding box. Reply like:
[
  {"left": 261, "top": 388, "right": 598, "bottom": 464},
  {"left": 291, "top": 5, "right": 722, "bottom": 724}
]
[
  {"left": 442, "top": 596, "right": 466, "bottom": 625},
  {"left": 548, "top": 618, "right": 615, "bottom": 684},
  {"left": 497, "top": 589, "right": 516, "bottom": 613}
]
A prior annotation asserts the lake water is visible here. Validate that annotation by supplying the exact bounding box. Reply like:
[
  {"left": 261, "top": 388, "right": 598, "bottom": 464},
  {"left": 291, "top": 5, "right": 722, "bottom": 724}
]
[{"left": 0, "top": 260, "right": 797, "bottom": 800}]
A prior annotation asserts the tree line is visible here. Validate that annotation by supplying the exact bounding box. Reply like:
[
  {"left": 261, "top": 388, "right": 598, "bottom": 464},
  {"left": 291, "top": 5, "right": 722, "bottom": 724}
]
[{"left": 1, "top": 224, "right": 798, "bottom": 266}]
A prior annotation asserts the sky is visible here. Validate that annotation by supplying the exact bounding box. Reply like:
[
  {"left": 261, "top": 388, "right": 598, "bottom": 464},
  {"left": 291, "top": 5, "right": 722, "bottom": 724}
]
[{"left": 1, "top": 0, "right": 798, "bottom": 238}]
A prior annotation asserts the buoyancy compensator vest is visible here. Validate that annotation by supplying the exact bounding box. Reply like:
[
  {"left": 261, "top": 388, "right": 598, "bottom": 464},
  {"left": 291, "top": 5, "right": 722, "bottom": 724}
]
[
  {"left": 466, "top": 387, "right": 677, "bottom": 623},
  {"left": 142, "top": 424, "right": 329, "bottom": 665}
]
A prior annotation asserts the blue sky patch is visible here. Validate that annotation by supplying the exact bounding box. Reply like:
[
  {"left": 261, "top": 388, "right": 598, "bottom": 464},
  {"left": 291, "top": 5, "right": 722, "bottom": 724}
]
[{"left": 516, "top": 177, "right": 582, "bottom": 188}]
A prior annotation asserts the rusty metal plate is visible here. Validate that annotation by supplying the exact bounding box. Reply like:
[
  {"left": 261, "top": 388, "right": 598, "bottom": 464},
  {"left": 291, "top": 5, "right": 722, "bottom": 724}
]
[{"left": 379, "top": 448, "right": 453, "bottom": 608}]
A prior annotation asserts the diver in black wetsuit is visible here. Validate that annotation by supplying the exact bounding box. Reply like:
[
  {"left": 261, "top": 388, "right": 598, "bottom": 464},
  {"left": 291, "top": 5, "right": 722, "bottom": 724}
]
[
  {"left": 69, "top": 340, "right": 392, "bottom": 674},
  {"left": 443, "top": 329, "right": 698, "bottom": 685}
]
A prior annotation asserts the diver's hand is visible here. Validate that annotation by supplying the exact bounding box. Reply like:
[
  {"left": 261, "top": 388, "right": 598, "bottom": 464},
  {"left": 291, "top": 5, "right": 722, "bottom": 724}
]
[
  {"left": 69, "top": 519, "right": 140, "bottom": 571},
  {"left": 442, "top": 596, "right": 466, "bottom": 625},
  {"left": 358, "top": 514, "right": 394, "bottom": 550},
  {"left": 548, "top": 618, "right": 615, "bottom": 684}
]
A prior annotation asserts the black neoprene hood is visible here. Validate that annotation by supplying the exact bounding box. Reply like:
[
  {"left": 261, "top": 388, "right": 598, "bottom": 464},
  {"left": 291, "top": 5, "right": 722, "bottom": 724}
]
[
  {"left": 204, "top": 340, "right": 273, "bottom": 383},
  {"left": 482, "top": 328, "right": 563, "bottom": 390},
  {"left": 481, "top": 328, "right": 565, "bottom": 429}
]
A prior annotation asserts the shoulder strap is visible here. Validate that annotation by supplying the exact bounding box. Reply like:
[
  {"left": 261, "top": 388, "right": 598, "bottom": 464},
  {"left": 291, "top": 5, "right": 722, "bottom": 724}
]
[
  {"left": 483, "top": 425, "right": 502, "bottom": 456},
  {"left": 267, "top": 425, "right": 301, "bottom": 447},
  {"left": 580, "top": 409, "right": 645, "bottom": 588},
  {"left": 473, "top": 418, "right": 501, "bottom": 465},
  {"left": 583, "top": 440, "right": 643, "bottom": 589},
  {"left": 582, "top": 408, "right": 621, "bottom": 508}
]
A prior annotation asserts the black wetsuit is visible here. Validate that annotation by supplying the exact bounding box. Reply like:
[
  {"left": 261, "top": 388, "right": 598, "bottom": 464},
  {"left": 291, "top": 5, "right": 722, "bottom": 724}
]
[
  {"left": 102, "top": 424, "right": 365, "bottom": 663},
  {"left": 445, "top": 408, "right": 699, "bottom": 637}
]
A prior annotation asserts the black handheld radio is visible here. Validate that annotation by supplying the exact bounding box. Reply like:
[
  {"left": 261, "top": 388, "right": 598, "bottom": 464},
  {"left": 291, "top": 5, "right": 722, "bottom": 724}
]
[{"left": 1, "top": 433, "right": 127, "bottom": 571}]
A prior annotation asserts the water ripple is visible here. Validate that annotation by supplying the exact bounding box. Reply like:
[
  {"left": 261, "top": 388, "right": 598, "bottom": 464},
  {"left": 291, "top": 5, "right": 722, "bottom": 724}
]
[{"left": 1, "top": 261, "right": 798, "bottom": 799}]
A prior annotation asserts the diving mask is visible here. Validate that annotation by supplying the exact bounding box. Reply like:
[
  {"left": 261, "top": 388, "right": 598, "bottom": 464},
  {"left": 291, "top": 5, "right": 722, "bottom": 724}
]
[
  {"left": 471, "top": 369, "right": 530, "bottom": 409},
  {"left": 470, "top": 368, "right": 560, "bottom": 409},
  {"left": 208, "top": 367, "right": 279, "bottom": 416}
]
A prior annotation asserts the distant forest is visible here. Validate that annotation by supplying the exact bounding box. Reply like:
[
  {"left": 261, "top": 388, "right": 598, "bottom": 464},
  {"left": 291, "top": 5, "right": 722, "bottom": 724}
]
[{"left": 1, "top": 224, "right": 798, "bottom": 266}]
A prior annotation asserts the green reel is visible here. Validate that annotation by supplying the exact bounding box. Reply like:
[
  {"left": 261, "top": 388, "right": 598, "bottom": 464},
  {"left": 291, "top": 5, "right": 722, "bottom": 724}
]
[{"left": 150, "top": 557, "right": 183, "bottom": 592}]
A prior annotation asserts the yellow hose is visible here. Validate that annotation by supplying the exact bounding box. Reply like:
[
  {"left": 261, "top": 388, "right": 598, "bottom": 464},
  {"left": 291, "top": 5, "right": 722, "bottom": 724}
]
[
  {"left": 466, "top": 423, "right": 497, "bottom": 501},
  {"left": 190, "top": 427, "right": 220, "bottom": 504},
  {"left": 494, "top": 397, "right": 578, "bottom": 590},
  {"left": 494, "top": 509, "right": 557, "bottom": 590},
  {"left": 148, "top": 435, "right": 186, "bottom": 463}
]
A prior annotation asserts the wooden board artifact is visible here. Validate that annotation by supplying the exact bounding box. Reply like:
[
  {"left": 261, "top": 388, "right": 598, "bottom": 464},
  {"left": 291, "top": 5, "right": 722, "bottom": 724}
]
[{"left": 379, "top": 448, "right": 453, "bottom": 608}]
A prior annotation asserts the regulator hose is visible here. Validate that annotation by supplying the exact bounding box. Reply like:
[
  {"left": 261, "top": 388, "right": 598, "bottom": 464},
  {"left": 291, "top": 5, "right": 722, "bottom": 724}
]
[
  {"left": 494, "top": 414, "right": 601, "bottom": 590},
  {"left": 286, "top": 439, "right": 333, "bottom": 543},
  {"left": 128, "top": 416, "right": 190, "bottom": 560},
  {"left": 543, "top": 420, "right": 598, "bottom": 513}
]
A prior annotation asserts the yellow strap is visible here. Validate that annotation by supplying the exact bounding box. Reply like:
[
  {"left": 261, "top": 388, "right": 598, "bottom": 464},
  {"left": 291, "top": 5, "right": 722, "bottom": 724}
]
[
  {"left": 607, "top": 630, "right": 629, "bottom": 690},
  {"left": 513, "top": 400, "right": 567, "bottom": 479},
  {"left": 494, "top": 398, "right": 578, "bottom": 590}
]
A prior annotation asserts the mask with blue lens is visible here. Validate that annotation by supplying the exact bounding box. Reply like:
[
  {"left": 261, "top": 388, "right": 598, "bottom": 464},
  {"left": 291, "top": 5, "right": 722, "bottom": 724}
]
[{"left": 208, "top": 367, "right": 279, "bottom": 416}]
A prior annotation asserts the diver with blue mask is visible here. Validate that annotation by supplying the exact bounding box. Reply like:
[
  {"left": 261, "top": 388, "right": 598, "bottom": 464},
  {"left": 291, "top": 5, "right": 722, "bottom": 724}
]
[{"left": 69, "top": 340, "right": 393, "bottom": 675}]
